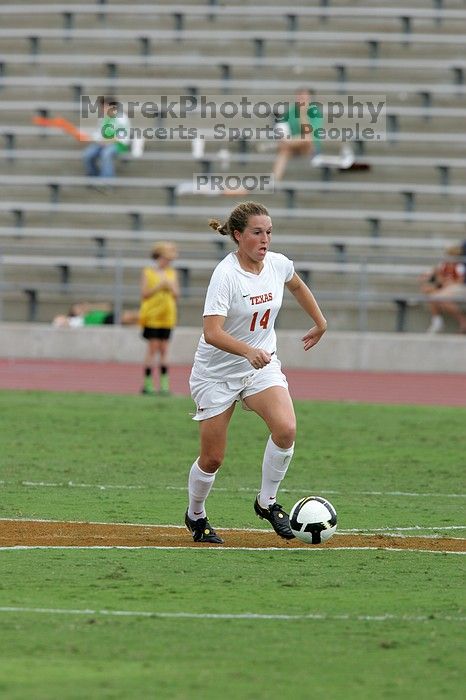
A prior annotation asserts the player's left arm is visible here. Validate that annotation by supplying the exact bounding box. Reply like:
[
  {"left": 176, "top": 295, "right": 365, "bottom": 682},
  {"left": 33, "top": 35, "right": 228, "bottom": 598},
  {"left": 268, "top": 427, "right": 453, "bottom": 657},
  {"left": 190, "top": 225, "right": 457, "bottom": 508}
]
[{"left": 285, "top": 272, "right": 327, "bottom": 351}]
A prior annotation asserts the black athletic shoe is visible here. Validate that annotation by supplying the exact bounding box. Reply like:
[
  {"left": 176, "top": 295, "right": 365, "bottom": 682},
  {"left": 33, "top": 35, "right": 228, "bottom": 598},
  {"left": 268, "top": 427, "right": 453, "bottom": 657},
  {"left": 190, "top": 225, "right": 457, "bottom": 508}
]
[
  {"left": 254, "top": 497, "right": 295, "bottom": 540},
  {"left": 184, "top": 511, "right": 224, "bottom": 544}
]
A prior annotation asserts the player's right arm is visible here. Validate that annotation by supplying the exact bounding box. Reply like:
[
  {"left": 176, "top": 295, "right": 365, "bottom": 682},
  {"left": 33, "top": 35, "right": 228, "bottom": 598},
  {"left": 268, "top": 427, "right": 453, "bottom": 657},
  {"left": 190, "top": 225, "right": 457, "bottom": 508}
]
[
  {"left": 140, "top": 269, "right": 154, "bottom": 299},
  {"left": 140, "top": 269, "right": 173, "bottom": 299},
  {"left": 203, "top": 315, "right": 272, "bottom": 369}
]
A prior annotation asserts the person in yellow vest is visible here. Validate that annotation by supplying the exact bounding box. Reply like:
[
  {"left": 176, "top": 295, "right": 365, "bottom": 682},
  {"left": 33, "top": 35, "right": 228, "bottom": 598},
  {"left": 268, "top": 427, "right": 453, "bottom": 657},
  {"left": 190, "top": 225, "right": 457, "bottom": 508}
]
[{"left": 139, "top": 242, "right": 180, "bottom": 395}]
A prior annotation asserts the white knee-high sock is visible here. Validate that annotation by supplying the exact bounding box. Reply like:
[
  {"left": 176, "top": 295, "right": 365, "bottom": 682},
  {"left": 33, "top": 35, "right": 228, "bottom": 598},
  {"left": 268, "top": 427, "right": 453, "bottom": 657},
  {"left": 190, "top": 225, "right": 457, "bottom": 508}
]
[
  {"left": 258, "top": 436, "right": 294, "bottom": 509},
  {"left": 188, "top": 459, "right": 217, "bottom": 520}
]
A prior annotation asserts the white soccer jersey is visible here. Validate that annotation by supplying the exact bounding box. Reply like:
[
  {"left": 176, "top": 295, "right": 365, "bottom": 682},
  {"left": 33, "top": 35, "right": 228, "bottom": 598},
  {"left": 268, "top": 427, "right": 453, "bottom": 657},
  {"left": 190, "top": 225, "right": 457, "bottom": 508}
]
[{"left": 192, "top": 251, "right": 294, "bottom": 381}]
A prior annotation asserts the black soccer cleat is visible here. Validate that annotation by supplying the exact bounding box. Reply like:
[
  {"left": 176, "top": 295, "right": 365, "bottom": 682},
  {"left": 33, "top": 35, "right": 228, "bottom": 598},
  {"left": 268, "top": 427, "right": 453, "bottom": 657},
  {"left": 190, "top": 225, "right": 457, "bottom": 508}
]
[
  {"left": 254, "top": 497, "right": 295, "bottom": 540},
  {"left": 184, "top": 510, "right": 224, "bottom": 544}
]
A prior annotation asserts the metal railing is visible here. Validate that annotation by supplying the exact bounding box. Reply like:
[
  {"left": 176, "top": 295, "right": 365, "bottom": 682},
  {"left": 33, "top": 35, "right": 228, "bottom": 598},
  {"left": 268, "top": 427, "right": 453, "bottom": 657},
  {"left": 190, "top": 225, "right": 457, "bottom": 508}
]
[{"left": 1, "top": 249, "right": 464, "bottom": 332}]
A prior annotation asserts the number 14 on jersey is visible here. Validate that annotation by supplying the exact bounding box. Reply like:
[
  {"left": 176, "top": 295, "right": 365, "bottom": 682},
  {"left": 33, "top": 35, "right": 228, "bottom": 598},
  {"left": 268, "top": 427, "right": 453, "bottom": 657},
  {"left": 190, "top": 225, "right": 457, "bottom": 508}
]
[{"left": 250, "top": 308, "right": 270, "bottom": 331}]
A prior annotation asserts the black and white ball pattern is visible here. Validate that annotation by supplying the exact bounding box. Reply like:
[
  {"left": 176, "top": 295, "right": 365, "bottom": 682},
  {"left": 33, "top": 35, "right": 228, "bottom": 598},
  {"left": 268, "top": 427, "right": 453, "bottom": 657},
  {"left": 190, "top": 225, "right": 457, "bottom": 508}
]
[{"left": 289, "top": 496, "right": 337, "bottom": 544}]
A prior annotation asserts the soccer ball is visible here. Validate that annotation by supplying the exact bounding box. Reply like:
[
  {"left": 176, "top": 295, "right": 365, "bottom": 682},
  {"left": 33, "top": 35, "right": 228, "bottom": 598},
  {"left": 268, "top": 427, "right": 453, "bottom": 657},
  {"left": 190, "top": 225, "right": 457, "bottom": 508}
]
[{"left": 289, "top": 496, "right": 337, "bottom": 544}]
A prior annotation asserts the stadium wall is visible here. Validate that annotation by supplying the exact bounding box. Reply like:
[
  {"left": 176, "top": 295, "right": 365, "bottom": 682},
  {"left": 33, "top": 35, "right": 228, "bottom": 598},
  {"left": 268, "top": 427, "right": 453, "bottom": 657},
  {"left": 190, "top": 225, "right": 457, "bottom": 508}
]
[{"left": 0, "top": 323, "right": 465, "bottom": 374}]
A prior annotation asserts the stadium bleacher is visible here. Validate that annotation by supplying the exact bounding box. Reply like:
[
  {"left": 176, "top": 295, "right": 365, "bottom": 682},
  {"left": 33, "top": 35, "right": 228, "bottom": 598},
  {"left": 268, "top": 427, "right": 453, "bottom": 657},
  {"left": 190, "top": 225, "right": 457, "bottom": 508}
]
[{"left": 1, "top": 0, "right": 465, "bottom": 332}]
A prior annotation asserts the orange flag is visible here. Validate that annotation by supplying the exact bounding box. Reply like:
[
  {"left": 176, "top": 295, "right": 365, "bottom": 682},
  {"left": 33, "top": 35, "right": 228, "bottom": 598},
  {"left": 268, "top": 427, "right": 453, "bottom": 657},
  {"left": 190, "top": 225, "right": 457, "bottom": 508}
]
[{"left": 32, "top": 115, "right": 91, "bottom": 142}]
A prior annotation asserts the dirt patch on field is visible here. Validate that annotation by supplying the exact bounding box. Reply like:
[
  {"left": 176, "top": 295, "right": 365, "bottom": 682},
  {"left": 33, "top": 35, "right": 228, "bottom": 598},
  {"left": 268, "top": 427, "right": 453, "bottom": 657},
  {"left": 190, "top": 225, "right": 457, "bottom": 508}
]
[{"left": 0, "top": 520, "right": 464, "bottom": 552}]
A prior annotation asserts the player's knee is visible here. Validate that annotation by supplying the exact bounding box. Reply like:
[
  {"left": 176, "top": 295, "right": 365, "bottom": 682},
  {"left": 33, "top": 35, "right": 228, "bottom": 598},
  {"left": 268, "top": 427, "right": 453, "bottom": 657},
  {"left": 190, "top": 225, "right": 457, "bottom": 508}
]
[
  {"left": 278, "top": 141, "right": 291, "bottom": 153},
  {"left": 274, "top": 421, "right": 296, "bottom": 448},
  {"left": 201, "top": 455, "right": 223, "bottom": 473}
]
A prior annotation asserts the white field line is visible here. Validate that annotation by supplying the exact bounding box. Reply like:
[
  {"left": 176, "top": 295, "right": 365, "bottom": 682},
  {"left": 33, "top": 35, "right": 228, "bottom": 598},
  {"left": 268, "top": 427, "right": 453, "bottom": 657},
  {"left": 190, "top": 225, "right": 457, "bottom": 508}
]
[
  {"left": 0, "top": 545, "right": 464, "bottom": 555},
  {"left": 0, "top": 517, "right": 464, "bottom": 538},
  {"left": 168, "top": 486, "right": 466, "bottom": 499},
  {"left": 0, "top": 606, "right": 464, "bottom": 623},
  {"left": 0, "top": 480, "right": 465, "bottom": 499},
  {"left": 340, "top": 526, "right": 466, "bottom": 533}
]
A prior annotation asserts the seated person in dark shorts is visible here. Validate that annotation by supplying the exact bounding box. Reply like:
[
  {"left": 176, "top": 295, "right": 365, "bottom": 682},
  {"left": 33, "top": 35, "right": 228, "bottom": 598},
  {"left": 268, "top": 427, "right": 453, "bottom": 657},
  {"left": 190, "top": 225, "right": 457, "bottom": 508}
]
[{"left": 139, "top": 242, "right": 180, "bottom": 395}]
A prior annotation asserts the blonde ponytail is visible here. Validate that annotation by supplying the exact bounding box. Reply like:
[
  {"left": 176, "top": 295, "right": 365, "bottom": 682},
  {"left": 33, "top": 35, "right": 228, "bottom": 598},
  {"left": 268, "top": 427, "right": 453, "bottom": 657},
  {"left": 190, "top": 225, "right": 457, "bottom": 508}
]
[{"left": 208, "top": 218, "right": 229, "bottom": 236}]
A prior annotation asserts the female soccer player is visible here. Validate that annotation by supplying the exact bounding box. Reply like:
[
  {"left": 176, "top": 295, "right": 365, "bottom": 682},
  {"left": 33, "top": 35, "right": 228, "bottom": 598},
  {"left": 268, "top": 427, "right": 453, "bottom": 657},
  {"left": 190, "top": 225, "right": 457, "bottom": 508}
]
[{"left": 185, "top": 201, "right": 327, "bottom": 543}]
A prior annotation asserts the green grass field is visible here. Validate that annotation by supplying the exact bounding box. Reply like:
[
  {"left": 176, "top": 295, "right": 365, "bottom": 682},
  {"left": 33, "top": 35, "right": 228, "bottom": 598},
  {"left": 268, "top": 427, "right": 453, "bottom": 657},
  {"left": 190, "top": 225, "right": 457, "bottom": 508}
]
[{"left": 0, "top": 390, "right": 465, "bottom": 699}]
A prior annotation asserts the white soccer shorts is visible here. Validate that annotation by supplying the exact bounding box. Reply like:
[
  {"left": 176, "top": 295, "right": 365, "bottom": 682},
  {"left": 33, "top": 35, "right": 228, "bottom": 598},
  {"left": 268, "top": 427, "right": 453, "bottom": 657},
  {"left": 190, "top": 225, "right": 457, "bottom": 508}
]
[{"left": 189, "top": 356, "right": 288, "bottom": 421}]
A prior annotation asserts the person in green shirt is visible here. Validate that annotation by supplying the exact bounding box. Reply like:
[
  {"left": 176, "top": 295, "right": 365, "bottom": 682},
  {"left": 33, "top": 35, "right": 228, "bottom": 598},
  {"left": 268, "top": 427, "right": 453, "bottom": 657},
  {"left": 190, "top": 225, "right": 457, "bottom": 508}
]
[
  {"left": 52, "top": 302, "right": 139, "bottom": 328},
  {"left": 83, "top": 96, "right": 131, "bottom": 178},
  {"left": 272, "top": 87, "right": 323, "bottom": 181}
]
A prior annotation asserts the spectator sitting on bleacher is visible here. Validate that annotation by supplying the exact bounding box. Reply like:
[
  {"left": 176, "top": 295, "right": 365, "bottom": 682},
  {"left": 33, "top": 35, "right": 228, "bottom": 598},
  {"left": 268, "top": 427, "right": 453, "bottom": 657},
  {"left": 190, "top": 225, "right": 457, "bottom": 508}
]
[
  {"left": 421, "top": 240, "right": 466, "bottom": 334},
  {"left": 53, "top": 302, "right": 139, "bottom": 328},
  {"left": 82, "top": 96, "right": 131, "bottom": 179},
  {"left": 272, "top": 87, "right": 323, "bottom": 182}
]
